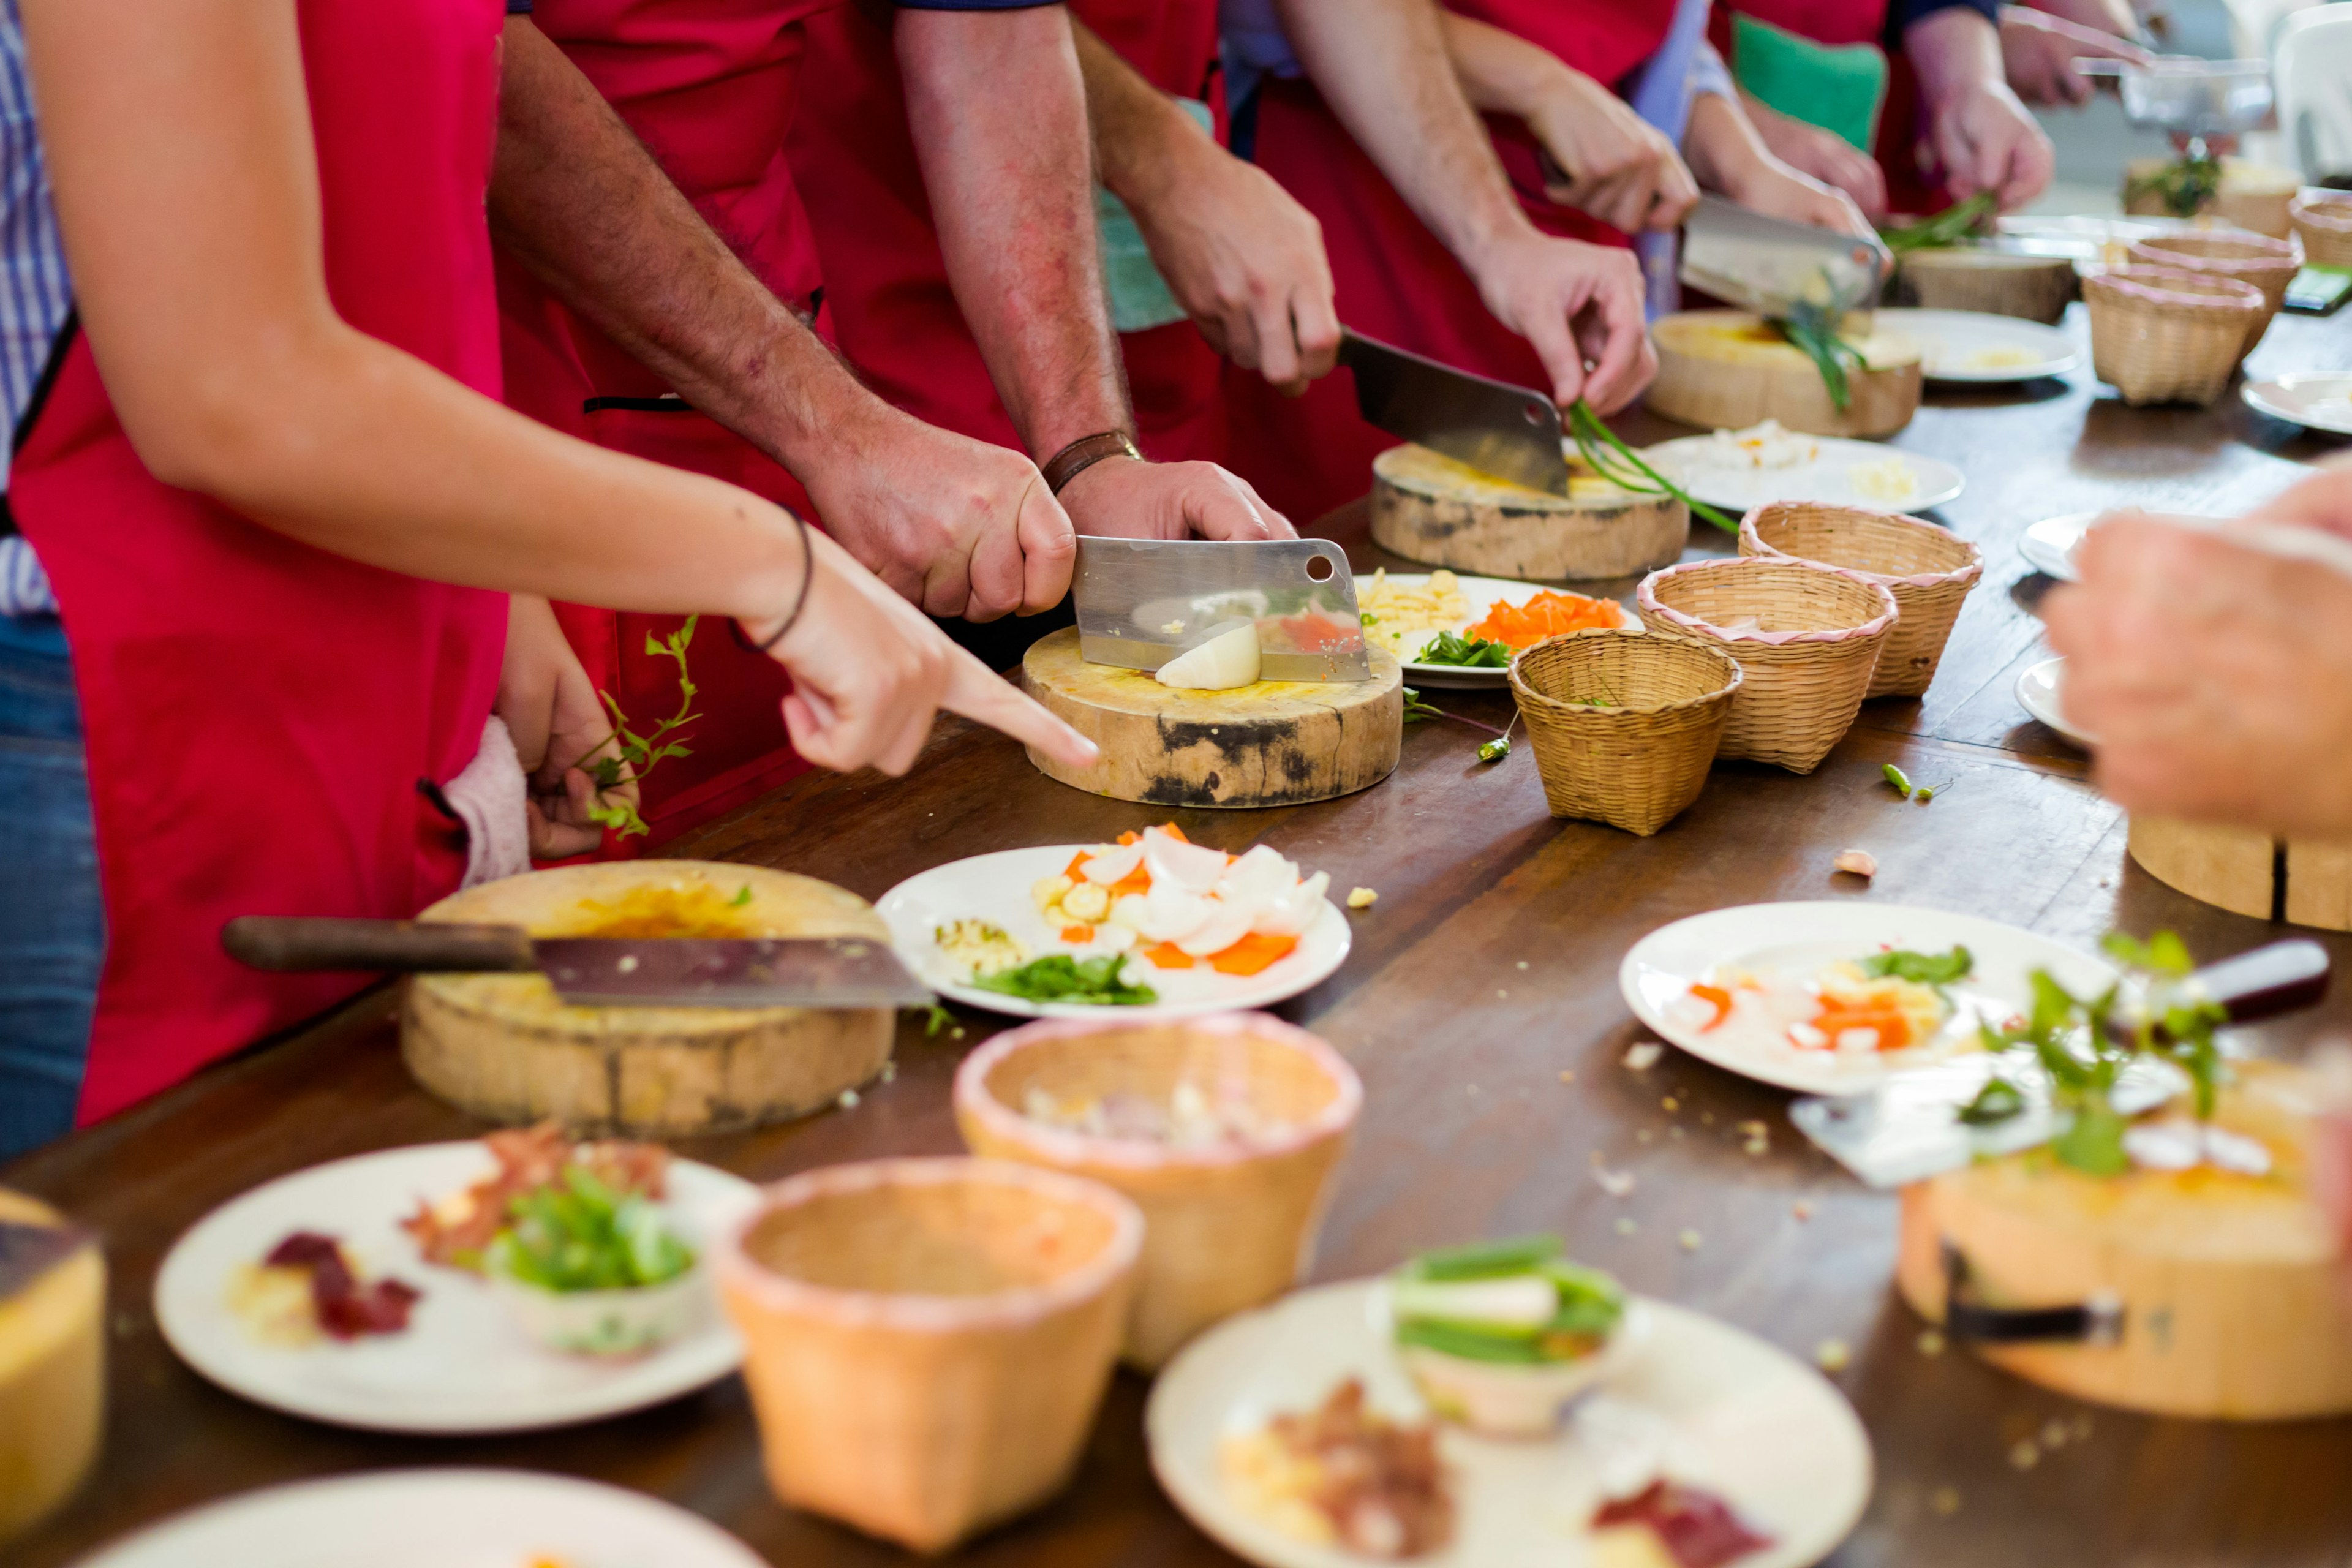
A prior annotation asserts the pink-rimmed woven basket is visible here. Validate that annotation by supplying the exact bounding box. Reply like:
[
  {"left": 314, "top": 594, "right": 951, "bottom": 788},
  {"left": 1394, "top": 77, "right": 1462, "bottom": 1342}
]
[
  {"left": 2084, "top": 266, "right": 2264, "bottom": 406},
  {"left": 1737, "top": 502, "right": 1983, "bottom": 698},
  {"left": 1637, "top": 556, "right": 1897, "bottom": 773},
  {"left": 2290, "top": 190, "right": 2352, "bottom": 269},
  {"left": 716, "top": 1156, "right": 1142, "bottom": 1552},
  {"left": 2126, "top": 230, "right": 2302, "bottom": 358},
  {"left": 953, "top": 1011, "right": 1360, "bottom": 1370}
]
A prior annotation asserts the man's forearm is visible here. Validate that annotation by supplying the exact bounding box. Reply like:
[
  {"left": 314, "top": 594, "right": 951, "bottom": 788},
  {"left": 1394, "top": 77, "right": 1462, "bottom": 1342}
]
[
  {"left": 899, "top": 6, "right": 1129, "bottom": 458},
  {"left": 1438, "top": 10, "right": 1573, "bottom": 122},
  {"left": 1275, "top": 0, "right": 1533, "bottom": 271},
  {"left": 1076, "top": 20, "right": 1213, "bottom": 211},
  {"left": 488, "top": 18, "right": 873, "bottom": 474}
]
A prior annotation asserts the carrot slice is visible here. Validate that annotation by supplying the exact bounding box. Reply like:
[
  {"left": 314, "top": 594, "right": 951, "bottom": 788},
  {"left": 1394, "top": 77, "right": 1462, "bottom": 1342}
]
[
  {"left": 1208, "top": 932, "right": 1298, "bottom": 976},
  {"left": 1809, "top": 1003, "right": 1915, "bottom": 1052},
  {"left": 1117, "top": 831, "right": 1141, "bottom": 847},
  {"left": 1110, "top": 867, "right": 1152, "bottom": 898},
  {"left": 1063, "top": 851, "right": 1091, "bottom": 881},
  {"left": 1061, "top": 925, "right": 1095, "bottom": 944},
  {"left": 1689, "top": 982, "right": 1733, "bottom": 1030},
  {"left": 1142, "top": 941, "right": 1196, "bottom": 970},
  {"left": 1158, "top": 823, "right": 1189, "bottom": 843}
]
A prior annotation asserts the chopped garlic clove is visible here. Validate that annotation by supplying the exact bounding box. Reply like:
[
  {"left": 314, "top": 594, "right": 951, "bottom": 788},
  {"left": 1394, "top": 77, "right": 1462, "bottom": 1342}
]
[
  {"left": 1833, "top": 849, "right": 1877, "bottom": 878},
  {"left": 1346, "top": 886, "right": 1378, "bottom": 910}
]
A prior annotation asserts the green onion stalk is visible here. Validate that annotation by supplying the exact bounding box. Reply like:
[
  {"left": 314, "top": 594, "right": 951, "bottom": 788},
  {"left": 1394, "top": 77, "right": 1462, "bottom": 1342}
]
[
  {"left": 1774, "top": 300, "right": 1868, "bottom": 412},
  {"left": 1877, "top": 191, "right": 1998, "bottom": 255},
  {"left": 1566, "top": 400, "right": 1738, "bottom": 534}
]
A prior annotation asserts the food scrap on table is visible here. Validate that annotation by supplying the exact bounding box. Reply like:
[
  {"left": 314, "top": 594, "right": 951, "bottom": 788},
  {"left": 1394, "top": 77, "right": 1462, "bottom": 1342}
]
[
  {"left": 1349, "top": 887, "right": 1378, "bottom": 910},
  {"left": 1832, "top": 849, "right": 1877, "bottom": 879},
  {"left": 228, "top": 1232, "right": 419, "bottom": 1345},
  {"left": 1219, "top": 1377, "right": 1454, "bottom": 1559}
]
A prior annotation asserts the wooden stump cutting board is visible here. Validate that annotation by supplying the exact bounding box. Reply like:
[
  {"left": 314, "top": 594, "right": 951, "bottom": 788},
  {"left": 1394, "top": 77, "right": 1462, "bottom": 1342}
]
[
  {"left": 402, "top": 862, "right": 895, "bottom": 1136},
  {"left": 1020, "top": 627, "right": 1402, "bottom": 809},
  {"left": 1647, "top": 310, "right": 1922, "bottom": 439},
  {"left": 1368, "top": 443, "right": 1689, "bottom": 581}
]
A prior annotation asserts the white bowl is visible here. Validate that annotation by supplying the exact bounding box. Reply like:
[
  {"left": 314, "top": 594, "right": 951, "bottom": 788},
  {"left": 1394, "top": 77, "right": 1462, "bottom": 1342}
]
[{"left": 1380, "top": 1287, "right": 1649, "bottom": 1438}]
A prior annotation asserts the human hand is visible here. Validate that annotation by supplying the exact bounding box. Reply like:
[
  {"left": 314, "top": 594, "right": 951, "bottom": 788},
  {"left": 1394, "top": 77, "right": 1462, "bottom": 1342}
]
[
  {"left": 1128, "top": 135, "right": 1341, "bottom": 395},
  {"left": 1927, "top": 78, "right": 2055, "bottom": 209},
  {"left": 1527, "top": 67, "right": 1697, "bottom": 235},
  {"left": 496, "top": 594, "right": 632, "bottom": 859},
  {"left": 2042, "top": 513, "right": 2352, "bottom": 837},
  {"left": 1057, "top": 454, "right": 1295, "bottom": 541},
  {"left": 1468, "top": 230, "right": 1654, "bottom": 415},
  {"left": 1741, "top": 95, "right": 1890, "bottom": 222},
  {"left": 797, "top": 400, "right": 1075, "bottom": 622},
  {"left": 745, "top": 525, "right": 1099, "bottom": 776},
  {"left": 2000, "top": 4, "right": 2150, "bottom": 107},
  {"left": 1717, "top": 153, "right": 1881, "bottom": 243}
]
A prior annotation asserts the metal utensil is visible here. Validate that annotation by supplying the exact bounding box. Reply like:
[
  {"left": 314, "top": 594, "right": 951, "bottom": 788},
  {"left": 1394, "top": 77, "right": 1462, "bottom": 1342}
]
[
  {"left": 222, "top": 916, "right": 933, "bottom": 1009},
  {"left": 2073, "top": 56, "right": 2273, "bottom": 138},
  {"left": 1790, "top": 939, "right": 2330, "bottom": 1188},
  {"left": 1679, "top": 195, "right": 1889, "bottom": 319},
  {"left": 1070, "top": 536, "right": 1373, "bottom": 681},
  {"left": 1335, "top": 328, "right": 1569, "bottom": 496}
]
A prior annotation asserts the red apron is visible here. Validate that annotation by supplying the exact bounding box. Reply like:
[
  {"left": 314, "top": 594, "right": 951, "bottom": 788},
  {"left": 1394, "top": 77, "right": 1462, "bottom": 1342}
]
[
  {"left": 500, "top": 0, "right": 843, "bottom": 845},
  {"left": 1708, "top": 0, "right": 1950, "bottom": 216},
  {"left": 13, "top": 0, "right": 511, "bottom": 1123},
  {"left": 1225, "top": 1, "right": 1673, "bottom": 527},
  {"left": 785, "top": 0, "right": 1230, "bottom": 464}
]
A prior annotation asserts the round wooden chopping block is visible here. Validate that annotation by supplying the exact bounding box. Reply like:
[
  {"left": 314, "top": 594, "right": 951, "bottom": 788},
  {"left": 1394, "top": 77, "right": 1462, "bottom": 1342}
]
[
  {"left": 1894, "top": 247, "right": 2076, "bottom": 325},
  {"left": 1020, "top": 626, "right": 1401, "bottom": 809},
  {"left": 1894, "top": 1063, "right": 2352, "bottom": 1420},
  {"left": 1368, "top": 443, "right": 1689, "bottom": 581},
  {"left": 1646, "top": 310, "right": 1922, "bottom": 439},
  {"left": 402, "top": 861, "right": 894, "bottom": 1136}
]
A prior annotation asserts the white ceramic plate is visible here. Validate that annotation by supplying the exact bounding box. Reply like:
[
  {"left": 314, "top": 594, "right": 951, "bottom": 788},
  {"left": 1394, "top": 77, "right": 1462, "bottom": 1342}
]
[
  {"left": 1875, "top": 307, "right": 2079, "bottom": 383},
  {"left": 2243, "top": 372, "right": 2352, "bottom": 436},
  {"left": 1148, "top": 1279, "right": 1871, "bottom": 1568},
  {"left": 75, "top": 1469, "right": 767, "bottom": 1568},
  {"left": 2015, "top": 656, "right": 2095, "bottom": 748},
  {"left": 879, "top": 845, "right": 1351, "bottom": 1020},
  {"left": 1618, "top": 901, "right": 2116, "bottom": 1095},
  {"left": 1642, "top": 434, "right": 1964, "bottom": 513},
  {"left": 1355, "top": 573, "right": 1639, "bottom": 690},
  {"left": 155, "top": 1142, "right": 759, "bottom": 1434},
  {"left": 2019, "top": 511, "right": 2094, "bottom": 582}
]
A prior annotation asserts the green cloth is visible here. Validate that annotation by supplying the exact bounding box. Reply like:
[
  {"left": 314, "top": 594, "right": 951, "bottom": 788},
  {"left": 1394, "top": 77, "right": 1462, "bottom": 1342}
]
[
  {"left": 1729, "top": 12, "right": 1888, "bottom": 156},
  {"left": 1096, "top": 99, "right": 1213, "bottom": 334}
]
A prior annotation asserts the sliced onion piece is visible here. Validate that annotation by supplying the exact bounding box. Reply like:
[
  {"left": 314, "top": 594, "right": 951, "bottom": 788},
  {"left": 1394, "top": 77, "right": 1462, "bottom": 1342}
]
[
  {"left": 1154, "top": 620, "right": 1260, "bottom": 690},
  {"left": 1142, "top": 827, "right": 1230, "bottom": 894},
  {"left": 1077, "top": 842, "right": 1143, "bottom": 884}
]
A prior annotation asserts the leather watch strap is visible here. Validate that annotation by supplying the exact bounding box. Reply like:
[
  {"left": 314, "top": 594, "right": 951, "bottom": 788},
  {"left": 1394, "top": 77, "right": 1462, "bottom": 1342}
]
[{"left": 1040, "top": 430, "right": 1141, "bottom": 494}]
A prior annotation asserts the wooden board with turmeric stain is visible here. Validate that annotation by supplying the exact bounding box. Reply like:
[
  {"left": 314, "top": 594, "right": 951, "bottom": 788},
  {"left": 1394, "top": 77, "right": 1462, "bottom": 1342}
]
[
  {"left": 1020, "top": 627, "right": 1401, "bottom": 810},
  {"left": 1648, "top": 309, "right": 1923, "bottom": 440},
  {"left": 402, "top": 861, "right": 894, "bottom": 1136},
  {"left": 1369, "top": 443, "right": 1689, "bottom": 582}
]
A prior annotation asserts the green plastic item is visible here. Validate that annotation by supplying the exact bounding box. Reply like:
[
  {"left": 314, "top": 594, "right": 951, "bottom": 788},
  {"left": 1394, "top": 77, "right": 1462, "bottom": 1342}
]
[
  {"left": 1095, "top": 99, "right": 1213, "bottom": 333},
  {"left": 1730, "top": 13, "right": 1888, "bottom": 156}
]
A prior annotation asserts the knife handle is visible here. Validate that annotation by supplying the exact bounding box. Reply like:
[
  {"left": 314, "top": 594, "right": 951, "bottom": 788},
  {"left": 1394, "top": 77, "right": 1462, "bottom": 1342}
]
[
  {"left": 2189, "top": 938, "right": 2332, "bottom": 1027},
  {"left": 222, "top": 916, "right": 537, "bottom": 975}
]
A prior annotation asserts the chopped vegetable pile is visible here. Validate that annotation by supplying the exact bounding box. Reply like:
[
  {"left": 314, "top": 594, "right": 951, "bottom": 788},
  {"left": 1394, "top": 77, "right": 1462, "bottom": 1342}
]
[
  {"left": 1389, "top": 1235, "right": 1624, "bottom": 1365},
  {"left": 1878, "top": 191, "right": 1997, "bottom": 254},
  {"left": 1022, "top": 823, "right": 1326, "bottom": 979},
  {"left": 486, "top": 1164, "right": 697, "bottom": 1295},
  {"left": 1415, "top": 631, "right": 1512, "bottom": 668},
  {"left": 1464, "top": 590, "right": 1624, "bottom": 650},
  {"left": 970, "top": 953, "right": 1160, "bottom": 1007}
]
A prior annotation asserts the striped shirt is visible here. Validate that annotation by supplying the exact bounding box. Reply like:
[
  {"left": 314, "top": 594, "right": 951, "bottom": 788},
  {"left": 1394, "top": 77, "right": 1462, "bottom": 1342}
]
[{"left": 0, "top": 0, "right": 72, "bottom": 618}]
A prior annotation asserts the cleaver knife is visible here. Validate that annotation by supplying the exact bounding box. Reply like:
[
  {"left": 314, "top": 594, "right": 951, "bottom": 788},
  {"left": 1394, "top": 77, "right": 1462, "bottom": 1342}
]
[
  {"left": 1679, "top": 195, "right": 1890, "bottom": 320},
  {"left": 1790, "top": 938, "right": 2330, "bottom": 1188},
  {"left": 222, "top": 915, "right": 933, "bottom": 1009},
  {"left": 1336, "top": 328, "right": 1569, "bottom": 497},
  {"left": 1071, "top": 536, "right": 1373, "bottom": 682}
]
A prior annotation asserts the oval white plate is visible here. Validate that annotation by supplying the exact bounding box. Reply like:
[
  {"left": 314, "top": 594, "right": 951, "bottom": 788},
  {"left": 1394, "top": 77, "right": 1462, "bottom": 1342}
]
[
  {"left": 1618, "top": 901, "right": 2116, "bottom": 1095},
  {"left": 1875, "top": 307, "right": 2079, "bottom": 383},
  {"left": 1641, "top": 434, "right": 1964, "bottom": 513},
  {"left": 155, "top": 1142, "right": 758, "bottom": 1434},
  {"left": 75, "top": 1469, "right": 767, "bottom": 1568},
  {"left": 1356, "top": 573, "right": 1639, "bottom": 690},
  {"left": 2243, "top": 372, "right": 2352, "bottom": 436},
  {"left": 1148, "top": 1279, "right": 1871, "bottom": 1568},
  {"left": 879, "top": 845, "right": 1351, "bottom": 1020},
  {"left": 2019, "top": 511, "right": 2094, "bottom": 581},
  {"left": 2015, "top": 655, "right": 2095, "bottom": 748}
]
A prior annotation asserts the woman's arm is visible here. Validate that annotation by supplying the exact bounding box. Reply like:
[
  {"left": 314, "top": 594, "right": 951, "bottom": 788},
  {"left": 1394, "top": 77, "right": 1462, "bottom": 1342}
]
[{"left": 20, "top": 0, "right": 1094, "bottom": 776}]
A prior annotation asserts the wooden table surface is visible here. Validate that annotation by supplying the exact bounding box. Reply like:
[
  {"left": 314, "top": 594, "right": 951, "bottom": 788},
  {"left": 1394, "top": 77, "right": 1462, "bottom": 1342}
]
[{"left": 13, "top": 308, "right": 2352, "bottom": 1568}]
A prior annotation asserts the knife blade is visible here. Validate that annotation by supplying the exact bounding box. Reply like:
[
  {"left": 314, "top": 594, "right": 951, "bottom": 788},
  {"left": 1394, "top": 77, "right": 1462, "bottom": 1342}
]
[
  {"left": 1790, "top": 939, "right": 2331, "bottom": 1188},
  {"left": 1071, "top": 535, "right": 1374, "bottom": 682},
  {"left": 1679, "top": 195, "right": 1890, "bottom": 319},
  {"left": 1336, "top": 328, "right": 1569, "bottom": 497},
  {"left": 222, "top": 916, "right": 933, "bottom": 1009}
]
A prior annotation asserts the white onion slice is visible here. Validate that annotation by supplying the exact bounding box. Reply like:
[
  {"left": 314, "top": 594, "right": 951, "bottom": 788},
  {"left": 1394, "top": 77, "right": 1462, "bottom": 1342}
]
[{"left": 1155, "top": 620, "right": 1260, "bottom": 690}]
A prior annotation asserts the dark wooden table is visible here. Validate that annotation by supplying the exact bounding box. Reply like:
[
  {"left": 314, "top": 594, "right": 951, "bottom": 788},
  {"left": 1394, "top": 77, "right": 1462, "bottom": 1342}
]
[{"left": 13, "top": 309, "right": 2352, "bottom": 1568}]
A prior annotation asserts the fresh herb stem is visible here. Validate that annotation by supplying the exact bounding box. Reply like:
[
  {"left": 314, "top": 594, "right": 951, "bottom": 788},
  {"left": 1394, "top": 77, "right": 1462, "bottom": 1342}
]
[
  {"left": 1877, "top": 192, "right": 1997, "bottom": 254},
  {"left": 1402, "top": 687, "right": 1507, "bottom": 738},
  {"left": 1567, "top": 400, "right": 1739, "bottom": 534},
  {"left": 1774, "top": 302, "right": 1866, "bottom": 412},
  {"left": 583, "top": 616, "right": 704, "bottom": 839}
]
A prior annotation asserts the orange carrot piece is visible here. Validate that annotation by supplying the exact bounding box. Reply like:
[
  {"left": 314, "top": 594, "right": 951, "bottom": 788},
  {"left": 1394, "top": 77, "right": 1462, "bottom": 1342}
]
[
  {"left": 1063, "top": 851, "right": 1091, "bottom": 881},
  {"left": 1061, "top": 925, "right": 1095, "bottom": 944},
  {"left": 1117, "top": 830, "right": 1141, "bottom": 846},
  {"left": 1110, "top": 867, "right": 1152, "bottom": 898},
  {"left": 1158, "top": 823, "right": 1189, "bottom": 843},
  {"left": 1208, "top": 932, "right": 1298, "bottom": 976},
  {"left": 1689, "top": 982, "right": 1733, "bottom": 1030},
  {"left": 1142, "top": 941, "right": 1196, "bottom": 970}
]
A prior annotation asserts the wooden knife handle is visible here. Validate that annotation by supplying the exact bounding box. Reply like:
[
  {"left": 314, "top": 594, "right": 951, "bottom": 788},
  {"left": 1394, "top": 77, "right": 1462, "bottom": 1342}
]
[{"left": 221, "top": 916, "right": 536, "bottom": 974}]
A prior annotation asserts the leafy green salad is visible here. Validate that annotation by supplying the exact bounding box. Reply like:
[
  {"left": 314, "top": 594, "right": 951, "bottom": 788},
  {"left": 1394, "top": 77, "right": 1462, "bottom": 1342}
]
[
  {"left": 970, "top": 953, "right": 1159, "bottom": 1007},
  {"left": 1390, "top": 1235, "right": 1624, "bottom": 1365},
  {"left": 486, "top": 1165, "right": 696, "bottom": 1295}
]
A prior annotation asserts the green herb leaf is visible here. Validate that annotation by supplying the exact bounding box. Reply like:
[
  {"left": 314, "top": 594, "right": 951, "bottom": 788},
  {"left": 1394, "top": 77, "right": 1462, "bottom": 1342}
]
[
  {"left": 2052, "top": 1100, "right": 2131, "bottom": 1177},
  {"left": 580, "top": 616, "right": 702, "bottom": 840},
  {"left": 1859, "top": 946, "right": 1973, "bottom": 985},
  {"left": 488, "top": 1163, "right": 695, "bottom": 1293},
  {"left": 1956, "top": 1075, "right": 2026, "bottom": 1126},
  {"left": 1419, "top": 631, "right": 1513, "bottom": 669},
  {"left": 1878, "top": 192, "right": 1997, "bottom": 254},
  {"left": 968, "top": 954, "right": 1158, "bottom": 1008},
  {"left": 1403, "top": 1234, "right": 1564, "bottom": 1282},
  {"left": 1774, "top": 302, "right": 1868, "bottom": 412},
  {"left": 1401, "top": 687, "right": 1444, "bottom": 724},
  {"left": 729, "top": 884, "right": 753, "bottom": 908}
]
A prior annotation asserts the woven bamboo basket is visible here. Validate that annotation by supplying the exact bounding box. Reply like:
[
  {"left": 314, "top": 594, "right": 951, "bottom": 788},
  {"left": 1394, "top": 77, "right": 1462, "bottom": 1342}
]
[
  {"left": 2084, "top": 267, "right": 2264, "bottom": 406},
  {"left": 717, "top": 1158, "right": 1142, "bottom": 1553},
  {"left": 2290, "top": 191, "right": 2352, "bottom": 268},
  {"left": 1635, "top": 558, "right": 1896, "bottom": 774},
  {"left": 1506, "top": 630, "right": 1741, "bottom": 835},
  {"left": 2126, "top": 231, "right": 2302, "bottom": 358},
  {"left": 1737, "top": 502, "right": 1983, "bottom": 698},
  {"left": 953, "top": 1012, "right": 1360, "bottom": 1371}
]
